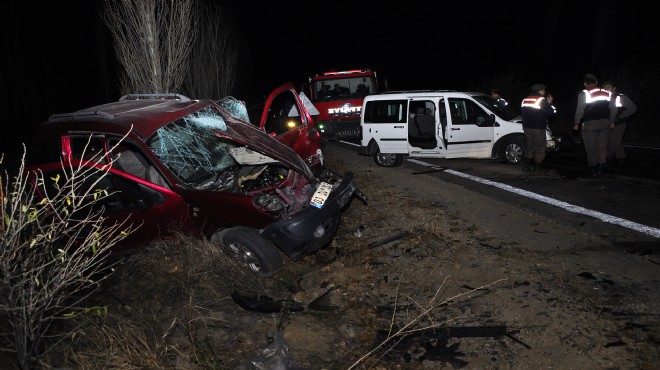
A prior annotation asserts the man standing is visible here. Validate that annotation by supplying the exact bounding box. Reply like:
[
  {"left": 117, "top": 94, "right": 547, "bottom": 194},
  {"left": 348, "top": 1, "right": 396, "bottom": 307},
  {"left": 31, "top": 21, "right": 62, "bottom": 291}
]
[
  {"left": 491, "top": 88, "right": 509, "bottom": 107},
  {"left": 573, "top": 73, "right": 617, "bottom": 178},
  {"left": 520, "top": 84, "right": 556, "bottom": 174},
  {"left": 602, "top": 80, "right": 637, "bottom": 170}
]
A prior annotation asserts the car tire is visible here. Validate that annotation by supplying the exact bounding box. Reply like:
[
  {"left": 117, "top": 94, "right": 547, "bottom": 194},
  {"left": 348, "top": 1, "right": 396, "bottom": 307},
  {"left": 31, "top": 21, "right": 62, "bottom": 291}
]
[
  {"left": 213, "top": 226, "right": 283, "bottom": 277},
  {"left": 374, "top": 149, "right": 403, "bottom": 167},
  {"left": 502, "top": 137, "right": 525, "bottom": 165}
]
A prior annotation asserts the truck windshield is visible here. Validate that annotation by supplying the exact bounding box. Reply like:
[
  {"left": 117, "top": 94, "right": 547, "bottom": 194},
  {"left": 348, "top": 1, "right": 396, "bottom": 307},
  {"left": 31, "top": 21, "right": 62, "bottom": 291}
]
[{"left": 314, "top": 77, "right": 376, "bottom": 102}]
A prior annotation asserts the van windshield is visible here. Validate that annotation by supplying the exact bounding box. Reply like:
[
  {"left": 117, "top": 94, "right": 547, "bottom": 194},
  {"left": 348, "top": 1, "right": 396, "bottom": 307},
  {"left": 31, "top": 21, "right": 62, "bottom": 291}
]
[{"left": 473, "top": 95, "right": 519, "bottom": 121}]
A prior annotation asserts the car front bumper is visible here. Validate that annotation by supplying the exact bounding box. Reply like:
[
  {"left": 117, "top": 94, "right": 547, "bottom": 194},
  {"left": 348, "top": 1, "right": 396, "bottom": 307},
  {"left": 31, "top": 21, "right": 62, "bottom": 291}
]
[{"left": 261, "top": 172, "right": 358, "bottom": 260}]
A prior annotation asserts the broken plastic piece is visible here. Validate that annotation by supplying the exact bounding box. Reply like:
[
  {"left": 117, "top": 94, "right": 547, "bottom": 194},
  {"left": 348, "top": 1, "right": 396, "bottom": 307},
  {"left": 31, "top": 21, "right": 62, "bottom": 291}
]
[
  {"left": 231, "top": 290, "right": 304, "bottom": 313},
  {"left": 237, "top": 331, "right": 292, "bottom": 370}
]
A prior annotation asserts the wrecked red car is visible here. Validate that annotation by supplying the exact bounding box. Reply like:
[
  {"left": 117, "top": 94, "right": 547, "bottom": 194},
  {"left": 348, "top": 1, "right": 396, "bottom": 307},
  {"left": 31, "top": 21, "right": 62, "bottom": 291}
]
[{"left": 26, "top": 93, "right": 364, "bottom": 276}]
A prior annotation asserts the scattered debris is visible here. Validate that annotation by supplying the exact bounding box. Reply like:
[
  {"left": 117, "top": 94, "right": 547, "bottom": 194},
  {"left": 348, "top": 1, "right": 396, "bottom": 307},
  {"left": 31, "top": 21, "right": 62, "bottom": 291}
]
[
  {"left": 368, "top": 231, "right": 411, "bottom": 249},
  {"left": 354, "top": 224, "right": 367, "bottom": 238},
  {"left": 577, "top": 272, "right": 597, "bottom": 280},
  {"left": 231, "top": 290, "right": 304, "bottom": 313},
  {"left": 236, "top": 331, "right": 293, "bottom": 370},
  {"left": 308, "top": 285, "right": 341, "bottom": 311},
  {"left": 480, "top": 242, "right": 501, "bottom": 250},
  {"left": 374, "top": 325, "right": 529, "bottom": 367}
]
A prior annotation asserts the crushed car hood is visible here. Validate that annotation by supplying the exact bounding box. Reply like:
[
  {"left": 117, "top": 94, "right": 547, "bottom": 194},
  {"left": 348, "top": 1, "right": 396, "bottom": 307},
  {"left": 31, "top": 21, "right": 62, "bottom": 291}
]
[{"left": 212, "top": 102, "right": 316, "bottom": 180}]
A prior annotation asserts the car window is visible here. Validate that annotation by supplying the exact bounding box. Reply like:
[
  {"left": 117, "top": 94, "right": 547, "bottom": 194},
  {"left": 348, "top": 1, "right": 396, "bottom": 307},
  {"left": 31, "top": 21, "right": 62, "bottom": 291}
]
[
  {"left": 40, "top": 169, "right": 142, "bottom": 215},
  {"left": 147, "top": 106, "right": 239, "bottom": 187},
  {"left": 109, "top": 140, "right": 169, "bottom": 188},
  {"left": 448, "top": 98, "right": 490, "bottom": 126},
  {"left": 264, "top": 92, "right": 303, "bottom": 135},
  {"left": 70, "top": 135, "right": 107, "bottom": 163},
  {"left": 363, "top": 100, "right": 407, "bottom": 123}
]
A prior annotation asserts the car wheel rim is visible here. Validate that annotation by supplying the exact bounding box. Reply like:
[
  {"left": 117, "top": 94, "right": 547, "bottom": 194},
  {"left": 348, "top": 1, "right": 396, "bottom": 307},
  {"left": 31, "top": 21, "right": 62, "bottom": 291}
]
[
  {"left": 377, "top": 153, "right": 395, "bottom": 166},
  {"left": 228, "top": 242, "right": 261, "bottom": 272},
  {"left": 505, "top": 144, "right": 523, "bottom": 163}
]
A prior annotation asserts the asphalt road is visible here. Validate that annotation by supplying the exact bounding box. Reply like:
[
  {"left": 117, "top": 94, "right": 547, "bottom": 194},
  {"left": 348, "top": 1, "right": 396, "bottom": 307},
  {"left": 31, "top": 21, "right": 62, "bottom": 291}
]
[{"left": 329, "top": 139, "right": 660, "bottom": 244}]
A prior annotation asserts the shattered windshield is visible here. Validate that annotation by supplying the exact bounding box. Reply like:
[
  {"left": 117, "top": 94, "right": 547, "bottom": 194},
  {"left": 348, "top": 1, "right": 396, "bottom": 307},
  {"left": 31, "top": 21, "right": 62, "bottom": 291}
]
[{"left": 147, "top": 105, "right": 238, "bottom": 186}]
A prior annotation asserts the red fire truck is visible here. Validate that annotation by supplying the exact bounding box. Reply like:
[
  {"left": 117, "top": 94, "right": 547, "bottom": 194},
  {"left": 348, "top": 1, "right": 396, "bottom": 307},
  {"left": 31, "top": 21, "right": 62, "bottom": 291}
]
[{"left": 301, "top": 68, "right": 388, "bottom": 141}]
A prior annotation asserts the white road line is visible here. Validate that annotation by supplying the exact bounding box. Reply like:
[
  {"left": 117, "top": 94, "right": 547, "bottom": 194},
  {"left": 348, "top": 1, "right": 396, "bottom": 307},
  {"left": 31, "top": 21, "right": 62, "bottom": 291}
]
[{"left": 407, "top": 158, "right": 660, "bottom": 239}]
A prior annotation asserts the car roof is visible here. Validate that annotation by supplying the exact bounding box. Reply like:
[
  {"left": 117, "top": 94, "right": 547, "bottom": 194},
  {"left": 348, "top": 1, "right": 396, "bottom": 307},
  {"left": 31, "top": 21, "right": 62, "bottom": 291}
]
[
  {"left": 33, "top": 97, "right": 316, "bottom": 179},
  {"left": 45, "top": 98, "right": 206, "bottom": 140}
]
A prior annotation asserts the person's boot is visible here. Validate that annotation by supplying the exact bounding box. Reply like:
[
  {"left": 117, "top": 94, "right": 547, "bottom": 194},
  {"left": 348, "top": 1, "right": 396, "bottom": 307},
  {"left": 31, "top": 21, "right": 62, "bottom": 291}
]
[
  {"left": 588, "top": 166, "right": 598, "bottom": 178},
  {"left": 534, "top": 161, "right": 548, "bottom": 175},
  {"left": 521, "top": 158, "right": 532, "bottom": 173},
  {"left": 596, "top": 164, "right": 604, "bottom": 178},
  {"left": 613, "top": 158, "right": 624, "bottom": 171}
]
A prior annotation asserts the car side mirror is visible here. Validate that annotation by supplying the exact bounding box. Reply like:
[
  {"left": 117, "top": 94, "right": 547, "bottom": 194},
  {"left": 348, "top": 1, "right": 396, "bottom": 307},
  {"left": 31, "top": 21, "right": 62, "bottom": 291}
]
[{"left": 489, "top": 114, "right": 498, "bottom": 127}]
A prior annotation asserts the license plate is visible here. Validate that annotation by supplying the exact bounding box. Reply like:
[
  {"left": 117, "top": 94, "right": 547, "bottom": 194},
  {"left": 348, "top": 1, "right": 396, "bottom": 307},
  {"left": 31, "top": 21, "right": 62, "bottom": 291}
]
[
  {"left": 338, "top": 129, "right": 359, "bottom": 137},
  {"left": 310, "top": 182, "right": 333, "bottom": 209}
]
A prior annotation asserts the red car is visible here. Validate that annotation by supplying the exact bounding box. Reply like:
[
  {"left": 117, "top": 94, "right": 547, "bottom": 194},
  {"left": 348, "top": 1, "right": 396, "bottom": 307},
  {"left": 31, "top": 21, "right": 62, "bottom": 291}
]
[{"left": 26, "top": 93, "right": 363, "bottom": 276}]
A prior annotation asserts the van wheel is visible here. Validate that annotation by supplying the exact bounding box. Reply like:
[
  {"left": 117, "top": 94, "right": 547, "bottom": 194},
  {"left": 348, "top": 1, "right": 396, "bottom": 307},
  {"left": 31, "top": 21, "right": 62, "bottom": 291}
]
[
  {"left": 212, "top": 227, "right": 283, "bottom": 277},
  {"left": 374, "top": 150, "right": 403, "bottom": 167},
  {"left": 502, "top": 137, "right": 525, "bottom": 164}
]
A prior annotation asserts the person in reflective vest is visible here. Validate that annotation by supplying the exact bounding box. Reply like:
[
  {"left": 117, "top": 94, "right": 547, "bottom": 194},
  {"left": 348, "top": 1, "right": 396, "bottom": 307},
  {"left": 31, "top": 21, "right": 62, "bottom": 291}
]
[
  {"left": 602, "top": 80, "right": 637, "bottom": 170},
  {"left": 520, "top": 83, "right": 556, "bottom": 174},
  {"left": 573, "top": 73, "right": 618, "bottom": 178}
]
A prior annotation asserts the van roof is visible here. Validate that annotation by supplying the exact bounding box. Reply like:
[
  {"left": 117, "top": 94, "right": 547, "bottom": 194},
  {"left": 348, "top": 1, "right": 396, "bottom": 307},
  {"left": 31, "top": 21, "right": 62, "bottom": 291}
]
[{"left": 366, "top": 90, "right": 487, "bottom": 100}]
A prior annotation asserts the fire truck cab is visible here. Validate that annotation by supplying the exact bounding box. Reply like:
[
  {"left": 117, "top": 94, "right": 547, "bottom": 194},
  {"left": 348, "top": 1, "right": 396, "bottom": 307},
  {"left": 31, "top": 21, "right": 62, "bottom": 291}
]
[{"left": 301, "top": 68, "right": 387, "bottom": 141}]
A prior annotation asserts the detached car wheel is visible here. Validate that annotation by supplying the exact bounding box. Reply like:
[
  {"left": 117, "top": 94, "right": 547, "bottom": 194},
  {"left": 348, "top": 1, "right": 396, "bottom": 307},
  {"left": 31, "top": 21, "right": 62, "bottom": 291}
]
[
  {"left": 214, "top": 226, "right": 283, "bottom": 277},
  {"left": 503, "top": 138, "right": 525, "bottom": 165},
  {"left": 374, "top": 149, "right": 403, "bottom": 167}
]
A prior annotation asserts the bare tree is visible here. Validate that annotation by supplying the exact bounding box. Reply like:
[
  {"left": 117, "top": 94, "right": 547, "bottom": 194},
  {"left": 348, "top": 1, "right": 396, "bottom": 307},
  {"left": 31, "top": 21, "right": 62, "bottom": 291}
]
[
  {"left": 182, "top": 1, "right": 239, "bottom": 99},
  {"left": 0, "top": 145, "right": 133, "bottom": 369},
  {"left": 102, "top": 0, "right": 196, "bottom": 95}
]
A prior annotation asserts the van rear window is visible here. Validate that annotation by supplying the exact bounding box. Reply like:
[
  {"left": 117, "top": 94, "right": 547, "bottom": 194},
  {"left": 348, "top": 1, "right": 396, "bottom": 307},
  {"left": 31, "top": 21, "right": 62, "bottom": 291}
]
[{"left": 363, "top": 100, "right": 407, "bottom": 123}]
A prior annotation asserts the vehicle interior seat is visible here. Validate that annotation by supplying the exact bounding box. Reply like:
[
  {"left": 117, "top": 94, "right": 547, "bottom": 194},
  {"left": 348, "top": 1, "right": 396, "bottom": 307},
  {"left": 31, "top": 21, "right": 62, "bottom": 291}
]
[
  {"left": 416, "top": 108, "right": 436, "bottom": 136},
  {"left": 408, "top": 108, "right": 421, "bottom": 137},
  {"left": 413, "top": 107, "right": 437, "bottom": 149}
]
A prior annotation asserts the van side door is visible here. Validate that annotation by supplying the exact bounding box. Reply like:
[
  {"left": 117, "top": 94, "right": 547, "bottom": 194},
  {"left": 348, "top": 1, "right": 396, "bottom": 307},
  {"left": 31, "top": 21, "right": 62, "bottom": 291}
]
[
  {"left": 407, "top": 99, "right": 439, "bottom": 151},
  {"left": 361, "top": 99, "right": 408, "bottom": 154},
  {"left": 444, "top": 97, "right": 495, "bottom": 158}
]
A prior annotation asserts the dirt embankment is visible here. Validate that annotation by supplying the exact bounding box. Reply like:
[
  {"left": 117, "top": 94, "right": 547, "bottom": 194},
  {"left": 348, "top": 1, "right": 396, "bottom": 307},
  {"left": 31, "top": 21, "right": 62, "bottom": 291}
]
[{"left": 30, "top": 142, "right": 660, "bottom": 370}]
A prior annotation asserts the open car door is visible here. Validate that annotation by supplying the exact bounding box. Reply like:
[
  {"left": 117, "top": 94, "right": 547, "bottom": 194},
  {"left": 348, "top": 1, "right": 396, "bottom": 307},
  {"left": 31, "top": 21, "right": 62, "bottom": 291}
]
[{"left": 260, "top": 82, "right": 323, "bottom": 172}]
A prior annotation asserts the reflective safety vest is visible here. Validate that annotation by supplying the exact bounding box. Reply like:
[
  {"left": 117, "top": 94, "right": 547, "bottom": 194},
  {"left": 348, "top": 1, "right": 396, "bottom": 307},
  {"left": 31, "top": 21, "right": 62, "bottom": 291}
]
[
  {"left": 521, "top": 96, "right": 545, "bottom": 109},
  {"left": 582, "top": 87, "right": 612, "bottom": 121},
  {"left": 521, "top": 96, "right": 557, "bottom": 113}
]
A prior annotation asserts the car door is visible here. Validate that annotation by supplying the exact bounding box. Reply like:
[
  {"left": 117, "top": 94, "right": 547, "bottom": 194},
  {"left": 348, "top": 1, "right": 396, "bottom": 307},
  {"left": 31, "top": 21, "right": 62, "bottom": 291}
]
[
  {"left": 444, "top": 97, "right": 495, "bottom": 158},
  {"left": 62, "top": 134, "right": 197, "bottom": 250},
  {"left": 361, "top": 98, "right": 409, "bottom": 153},
  {"left": 260, "top": 82, "right": 323, "bottom": 171}
]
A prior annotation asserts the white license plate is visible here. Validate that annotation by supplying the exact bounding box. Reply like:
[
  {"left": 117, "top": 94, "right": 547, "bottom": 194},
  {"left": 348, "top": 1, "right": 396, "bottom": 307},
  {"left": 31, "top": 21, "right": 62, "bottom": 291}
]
[{"left": 310, "top": 182, "right": 333, "bottom": 209}]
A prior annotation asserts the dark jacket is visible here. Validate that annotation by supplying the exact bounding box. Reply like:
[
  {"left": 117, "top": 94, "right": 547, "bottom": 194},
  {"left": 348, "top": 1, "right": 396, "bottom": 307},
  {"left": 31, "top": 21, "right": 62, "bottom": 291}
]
[{"left": 521, "top": 93, "right": 555, "bottom": 129}]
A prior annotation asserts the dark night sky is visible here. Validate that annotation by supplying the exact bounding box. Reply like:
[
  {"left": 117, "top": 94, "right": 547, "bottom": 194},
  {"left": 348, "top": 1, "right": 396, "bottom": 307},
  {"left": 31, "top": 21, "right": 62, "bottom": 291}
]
[{"left": 1, "top": 0, "right": 656, "bottom": 163}]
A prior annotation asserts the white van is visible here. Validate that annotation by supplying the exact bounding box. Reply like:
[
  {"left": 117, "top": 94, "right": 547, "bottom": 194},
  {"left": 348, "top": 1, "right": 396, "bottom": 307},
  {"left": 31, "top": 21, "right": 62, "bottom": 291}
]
[{"left": 358, "top": 90, "right": 558, "bottom": 167}]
